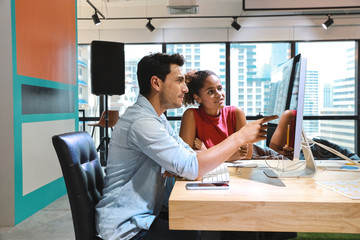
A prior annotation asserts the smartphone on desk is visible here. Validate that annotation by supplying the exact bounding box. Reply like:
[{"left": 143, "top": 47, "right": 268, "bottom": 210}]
[{"left": 185, "top": 182, "right": 229, "bottom": 190}]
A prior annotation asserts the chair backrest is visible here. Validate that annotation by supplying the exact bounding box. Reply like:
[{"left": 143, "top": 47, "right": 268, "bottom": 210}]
[
  {"left": 107, "top": 110, "right": 120, "bottom": 128},
  {"left": 96, "top": 110, "right": 119, "bottom": 128},
  {"left": 52, "top": 131, "right": 104, "bottom": 240}
]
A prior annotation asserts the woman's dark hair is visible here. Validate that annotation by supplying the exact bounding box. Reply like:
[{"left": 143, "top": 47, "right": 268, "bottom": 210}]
[
  {"left": 137, "top": 52, "right": 185, "bottom": 96},
  {"left": 183, "top": 70, "right": 218, "bottom": 106}
]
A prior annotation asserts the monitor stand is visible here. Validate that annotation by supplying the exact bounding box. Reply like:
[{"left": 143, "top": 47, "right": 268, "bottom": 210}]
[{"left": 263, "top": 131, "right": 317, "bottom": 178}]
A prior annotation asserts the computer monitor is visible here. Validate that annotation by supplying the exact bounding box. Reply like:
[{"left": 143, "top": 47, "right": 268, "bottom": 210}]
[
  {"left": 266, "top": 54, "right": 301, "bottom": 159},
  {"left": 264, "top": 56, "right": 317, "bottom": 178},
  {"left": 265, "top": 55, "right": 300, "bottom": 149},
  {"left": 265, "top": 54, "right": 301, "bottom": 119}
]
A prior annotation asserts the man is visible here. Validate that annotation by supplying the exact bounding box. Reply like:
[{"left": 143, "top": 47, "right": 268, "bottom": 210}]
[{"left": 95, "top": 53, "right": 277, "bottom": 240}]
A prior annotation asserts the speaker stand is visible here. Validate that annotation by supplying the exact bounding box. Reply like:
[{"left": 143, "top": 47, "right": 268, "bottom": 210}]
[{"left": 98, "top": 94, "right": 110, "bottom": 166}]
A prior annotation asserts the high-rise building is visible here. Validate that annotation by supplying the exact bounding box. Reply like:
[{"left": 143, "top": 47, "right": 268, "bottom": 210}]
[
  {"left": 304, "top": 70, "right": 319, "bottom": 136},
  {"left": 230, "top": 44, "right": 266, "bottom": 115},
  {"left": 318, "top": 46, "right": 355, "bottom": 152},
  {"left": 323, "top": 83, "right": 333, "bottom": 108},
  {"left": 270, "top": 44, "right": 290, "bottom": 69}
]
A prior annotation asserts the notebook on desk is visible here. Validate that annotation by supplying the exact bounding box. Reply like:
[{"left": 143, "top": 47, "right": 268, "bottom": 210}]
[{"left": 316, "top": 180, "right": 360, "bottom": 199}]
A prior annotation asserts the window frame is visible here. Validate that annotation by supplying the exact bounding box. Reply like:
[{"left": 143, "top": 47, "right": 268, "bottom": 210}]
[{"left": 78, "top": 40, "right": 360, "bottom": 154}]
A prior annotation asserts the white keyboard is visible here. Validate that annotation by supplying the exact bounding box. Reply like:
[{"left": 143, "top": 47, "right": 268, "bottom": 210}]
[{"left": 202, "top": 163, "right": 230, "bottom": 183}]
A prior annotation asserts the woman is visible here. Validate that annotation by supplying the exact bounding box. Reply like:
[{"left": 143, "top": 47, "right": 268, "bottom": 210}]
[{"left": 179, "top": 70, "right": 253, "bottom": 160}]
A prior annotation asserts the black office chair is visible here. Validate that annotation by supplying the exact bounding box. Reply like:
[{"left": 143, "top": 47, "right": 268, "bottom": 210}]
[{"left": 52, "top": 131, "right": 104, "bottom": 240}]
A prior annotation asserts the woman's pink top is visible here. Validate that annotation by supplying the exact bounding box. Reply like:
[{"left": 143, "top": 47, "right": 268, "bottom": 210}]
[{"left": 192, "top": 106, "right": 236, "bottom": 148}]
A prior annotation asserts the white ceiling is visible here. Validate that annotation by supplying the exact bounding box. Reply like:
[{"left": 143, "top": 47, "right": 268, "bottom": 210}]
[
  {"left": 78, "top": 0, "right": 360, "bottom": 20},
  {"left": 77, "top": 0, "right": 360, "bottom": 39},
  {"left": 78, "top": 0, "right": 243, "bottom": 20},
  {"left": 77, "top": 0, "right": 244, "bottom": 30}
]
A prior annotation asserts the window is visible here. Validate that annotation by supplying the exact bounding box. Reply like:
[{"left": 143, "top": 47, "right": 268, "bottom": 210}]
[
  {"left": 230, "top": 43, "right": 291, "bottom": 116},
  {"left": 78, "top": 40, "right": 359, "bottom": 154},
  {"left": 166, "top": 43, "right": 226, "bottom": 133},
  {"left": 77, "top": 45, "right": 93, "bottom": 118},
  {"left": 306, "top": 120, "right": 356, "bottom": 153},
  {"left": 77, "top": 44, "right": 162, "bottom": 141},
  {"left": 296, "top": 42, "right": 355, "bottom": 116},
  {"left": 114, "top": 44, "right": 162, "bottom": 115},
  {"left": 296, "top": 41, "right": 356, "bottom": 151}
]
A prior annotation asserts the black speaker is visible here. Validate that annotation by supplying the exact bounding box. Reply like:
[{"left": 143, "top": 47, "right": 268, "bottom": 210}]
[{"left": 91, "top": 41, "right": 125, "bottom": 95}]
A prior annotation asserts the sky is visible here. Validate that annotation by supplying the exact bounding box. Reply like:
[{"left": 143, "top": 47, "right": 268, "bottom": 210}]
[{"left": 297, "top": 42, "right": 354, "bottom": 84}]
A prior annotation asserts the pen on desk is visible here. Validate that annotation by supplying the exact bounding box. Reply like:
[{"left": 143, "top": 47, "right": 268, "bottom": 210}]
[
  {"left": 345, "top": 161, "right": 360, "bottom": 166},
  {"left": 286, "top": 124, "right": 290, "bottom": 146}
]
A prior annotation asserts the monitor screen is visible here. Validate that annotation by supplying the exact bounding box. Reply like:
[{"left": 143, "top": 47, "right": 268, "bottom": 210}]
[
  {"left": 268, "top": 55, "right": 306, "bottom": 161},
  {"left": 264, "top": 56, "right": 317, "bottom": 178},
  {"left": 265, "top": 54, "right": 301, "bottom": 121}
]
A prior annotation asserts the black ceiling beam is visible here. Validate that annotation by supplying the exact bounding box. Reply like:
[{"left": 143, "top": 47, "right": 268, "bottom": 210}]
[{"left": 78, "top": 11, "right": 360, "bottom": 21}]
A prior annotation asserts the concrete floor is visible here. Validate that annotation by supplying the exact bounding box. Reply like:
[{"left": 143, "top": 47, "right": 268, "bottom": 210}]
[
  {"left": 0, "top": 195, "right": 75, "bottom": 240},
  {"left": 0, "top": 195, "right": 220, "bottom": 240}
]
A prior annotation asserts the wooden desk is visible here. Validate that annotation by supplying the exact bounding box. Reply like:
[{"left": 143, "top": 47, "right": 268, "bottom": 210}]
[{"left": 169, "top": 166, "right": 360, "bottom": 233}]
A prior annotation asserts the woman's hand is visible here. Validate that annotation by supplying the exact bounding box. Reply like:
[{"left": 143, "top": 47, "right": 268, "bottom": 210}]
[
  {"left": 238, "top": 144, "right": 249, "bottom": 159},
  {"left": 194, "top": 138, "right": 207, "bottom": 151},
  {"left": 281, "top": 144, "right": 294, "bottom": 159}
]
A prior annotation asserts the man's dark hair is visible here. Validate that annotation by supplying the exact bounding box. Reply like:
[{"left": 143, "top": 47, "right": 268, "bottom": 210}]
[{"left": 137, "top": 53, "right": 185, "bottom": 96}]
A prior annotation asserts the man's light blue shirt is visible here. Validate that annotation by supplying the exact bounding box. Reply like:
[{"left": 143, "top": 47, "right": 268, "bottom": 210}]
[{"left": 96, "top": 95, "right": 198, "bottom": 240}]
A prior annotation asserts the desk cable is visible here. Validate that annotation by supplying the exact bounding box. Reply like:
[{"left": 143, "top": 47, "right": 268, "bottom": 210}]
[
  {"left": 264, "top": 155, "right": 306, "bottom": 172},
  {"left": 306, "top": 138, "right": 360, "bottom": 166}
]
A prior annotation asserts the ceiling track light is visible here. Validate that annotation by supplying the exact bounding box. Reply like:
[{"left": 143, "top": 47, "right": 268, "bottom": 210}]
[
  {"left": 146, "top": 18, "right": 155, "bottom": 32},
  {"left": 87, "top": 0, "right": 105, "bottom": 26},
  {"left": 231, "top": 17, "right": 241, "bottom": 31},
  {"left": 322, "top": 15, "right": 334, "bottom": 29},
  {"left": 92, "top": 11, "right": 101, "bottom": 25}
]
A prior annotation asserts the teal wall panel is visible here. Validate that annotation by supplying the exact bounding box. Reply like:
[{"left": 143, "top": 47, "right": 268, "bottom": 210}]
[{"left": 11, "top": 0, "right": 78, "bottom": 224}]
